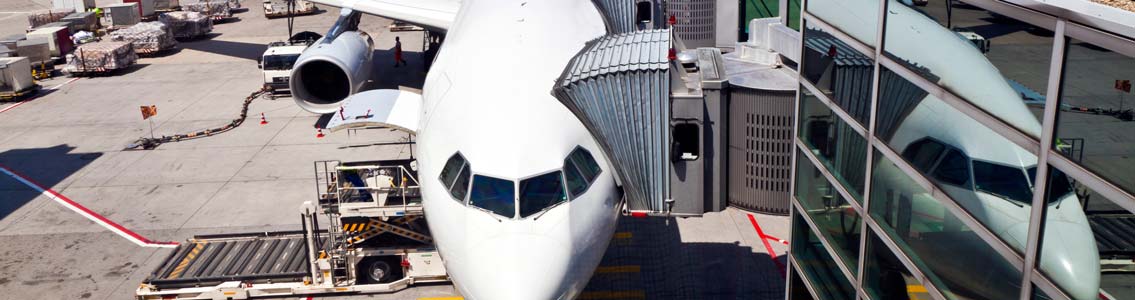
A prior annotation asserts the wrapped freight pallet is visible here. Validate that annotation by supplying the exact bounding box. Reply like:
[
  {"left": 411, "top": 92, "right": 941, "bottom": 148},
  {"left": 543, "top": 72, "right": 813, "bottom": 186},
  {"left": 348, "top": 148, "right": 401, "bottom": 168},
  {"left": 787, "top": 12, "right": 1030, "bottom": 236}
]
[
  {"left": 158, "top": 11, "right": 213, "bottom": 39},
  {"left": 181, "top": 1, "right": 232, "bottom": 20},
  {"left": 64, "top": 41, "right": 137, "bottom": 75},
  {"left": 26, "top": 8, "right": 75, "bottom": 30},
  {"left": 109, "top": 22, "right": 176, "bottom": 54}
]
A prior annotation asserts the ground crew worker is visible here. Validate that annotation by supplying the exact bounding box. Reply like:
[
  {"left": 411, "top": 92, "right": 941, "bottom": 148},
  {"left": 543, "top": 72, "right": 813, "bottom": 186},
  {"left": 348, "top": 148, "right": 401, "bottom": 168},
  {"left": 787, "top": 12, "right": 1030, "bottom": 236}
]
[{"left": 393, "top": 36, "right": 407, "bottom": 67}]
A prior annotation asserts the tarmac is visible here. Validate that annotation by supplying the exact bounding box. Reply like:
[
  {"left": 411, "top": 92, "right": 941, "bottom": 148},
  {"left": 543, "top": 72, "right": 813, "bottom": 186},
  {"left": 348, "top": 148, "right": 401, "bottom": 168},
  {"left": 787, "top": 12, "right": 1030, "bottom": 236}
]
[{"left": 0, "top": 1, "right": 791, "bottom": 299}]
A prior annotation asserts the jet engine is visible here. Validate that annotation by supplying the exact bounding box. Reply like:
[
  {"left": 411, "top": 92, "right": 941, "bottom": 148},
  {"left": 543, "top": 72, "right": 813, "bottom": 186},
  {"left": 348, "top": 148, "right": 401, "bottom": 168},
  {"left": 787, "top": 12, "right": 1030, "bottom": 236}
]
[{"left": 289, "top": 31, "right": 374, "bottom": 113}]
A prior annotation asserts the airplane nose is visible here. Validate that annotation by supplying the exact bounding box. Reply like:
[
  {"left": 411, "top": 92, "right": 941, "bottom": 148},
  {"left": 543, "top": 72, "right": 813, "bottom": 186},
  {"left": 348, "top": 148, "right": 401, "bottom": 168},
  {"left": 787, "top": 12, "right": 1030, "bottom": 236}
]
[
  {"left": 1036, "top": 219, "right": 1100, "bottom": 300},
  {"left": 460, "top": 234, "right": 575, "bottom": 300}
]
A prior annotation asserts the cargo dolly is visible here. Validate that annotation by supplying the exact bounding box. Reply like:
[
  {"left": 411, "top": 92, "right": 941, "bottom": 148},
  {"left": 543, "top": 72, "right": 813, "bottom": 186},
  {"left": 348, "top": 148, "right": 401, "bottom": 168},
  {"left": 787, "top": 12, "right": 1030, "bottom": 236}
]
[
  {"left": 137, "top": 159, "right": 448, "bottom": 299},
  {"left": 0, "top": 85, "right": 40, "bottom": 101}
]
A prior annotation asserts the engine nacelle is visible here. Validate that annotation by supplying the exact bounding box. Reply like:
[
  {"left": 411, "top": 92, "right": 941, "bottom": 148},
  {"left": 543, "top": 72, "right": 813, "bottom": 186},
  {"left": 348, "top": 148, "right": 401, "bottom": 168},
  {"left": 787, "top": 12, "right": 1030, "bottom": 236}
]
[{"left": 289, "top": 31, "right": 374, "bottom": 113}]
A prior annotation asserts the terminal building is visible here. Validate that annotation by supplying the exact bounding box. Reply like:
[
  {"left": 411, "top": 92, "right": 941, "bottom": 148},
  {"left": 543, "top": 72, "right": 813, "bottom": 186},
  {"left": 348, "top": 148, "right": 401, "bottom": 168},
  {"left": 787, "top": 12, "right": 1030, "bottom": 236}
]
[{"left": 776, "top": 0, "right": 1135, "bottom": 299}]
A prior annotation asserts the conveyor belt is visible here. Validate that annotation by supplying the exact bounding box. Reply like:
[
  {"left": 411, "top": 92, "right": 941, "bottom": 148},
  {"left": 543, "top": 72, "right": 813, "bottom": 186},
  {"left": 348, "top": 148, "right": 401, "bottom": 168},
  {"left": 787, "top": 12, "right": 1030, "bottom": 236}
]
[
  {"left": 1089, "top": 214, "right": 1135, "bottom": 258},
  {"left": 145, "top": 231, "right": 326, "bottom": 289}
]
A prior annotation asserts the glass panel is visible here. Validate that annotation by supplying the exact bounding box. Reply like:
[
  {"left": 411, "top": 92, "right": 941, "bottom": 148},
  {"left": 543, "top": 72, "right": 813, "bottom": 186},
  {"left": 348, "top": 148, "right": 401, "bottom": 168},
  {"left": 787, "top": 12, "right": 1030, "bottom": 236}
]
[
  {"left": 876, "top": 66, "right": 1036, "bottom": 255},
  {"left": 439, "top": 154, "right": 465, "bottom": 188},
  {"left": 792, "top": 213, "right": 857, "bottom": 300},
  {"left": 801, "top": 22, "right": 875, "bottom": 125},
  {"left": 805, "top": 0, "right": 878, "bottom": 47},
  {"left": 882, "top": 0, "right": 1054, "bottom": 137},
  {"left": 569, "top": 148, "right": 602, "bottom": 182},
  {"left": 519, "top": 171, "right": 566, "bottom": 218},
  {"left": 794, "top": 150, "right": 862, "bottom": 273},
  {"left": 790, "top": 266, "right": 818, "bottom": 300},
  {"left": 799, "top": 86, "right": 868, "bottom": 201},
  {"left": 1038, "top": 167, "right": 1133, "bottom": 300},
  {"left": 469, "top": 175, "right": 515, "bottom": 218},
  {"left": 449, "top": 164, "right": 471, "bottom": 201},
  {"left": 262, "top": 54, "right": 300, "bottom": 70},
  {"left": 863, "top": 230, "right": 928, "bottom": 300},
  {"left": 869, "top": 151, "right": 1022, "bottom": 299},
  {"left": 1032, "top": 285, "right": 1052, "bottom": 300},
  {"left": 1054, "top": 38, "right": 1135, "bottom": 195},
  {"left": 564, "top": 161, "right": 588, "bottom": 198}
]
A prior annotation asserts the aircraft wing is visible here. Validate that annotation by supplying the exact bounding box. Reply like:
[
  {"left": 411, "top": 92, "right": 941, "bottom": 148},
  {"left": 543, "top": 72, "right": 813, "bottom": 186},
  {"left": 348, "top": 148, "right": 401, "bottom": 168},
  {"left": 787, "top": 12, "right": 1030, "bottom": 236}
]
[
  {"left": 325, "top": 89, "right": 422, "bottom": 134},
  {"left": 308, "top": 0, "right": 460, "bottom": 32}
]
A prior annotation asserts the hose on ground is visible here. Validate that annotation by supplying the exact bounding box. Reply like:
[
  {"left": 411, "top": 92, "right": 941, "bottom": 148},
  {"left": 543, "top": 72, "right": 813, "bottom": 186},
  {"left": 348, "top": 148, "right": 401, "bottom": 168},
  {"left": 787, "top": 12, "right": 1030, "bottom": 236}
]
[{"left": 128, "top": 87, "right": 270, "bottom": 150}]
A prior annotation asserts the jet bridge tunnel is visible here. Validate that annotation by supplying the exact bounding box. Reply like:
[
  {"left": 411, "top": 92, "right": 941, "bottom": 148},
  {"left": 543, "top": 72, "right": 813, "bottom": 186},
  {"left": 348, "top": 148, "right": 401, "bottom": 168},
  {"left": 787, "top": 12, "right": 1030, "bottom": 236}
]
[{"left": 553, "top": 23, "right": 797, "bottom": 217}]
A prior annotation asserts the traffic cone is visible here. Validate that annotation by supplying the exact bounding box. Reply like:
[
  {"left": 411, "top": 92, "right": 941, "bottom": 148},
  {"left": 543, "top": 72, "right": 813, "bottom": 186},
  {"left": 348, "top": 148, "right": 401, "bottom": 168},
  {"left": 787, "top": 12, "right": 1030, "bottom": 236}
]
[
  {"left": 259, "top": 113, "right": 268, "bottom": 125},
  {"left": 316, "top": 128, "right": 325, "bottom": 138}
]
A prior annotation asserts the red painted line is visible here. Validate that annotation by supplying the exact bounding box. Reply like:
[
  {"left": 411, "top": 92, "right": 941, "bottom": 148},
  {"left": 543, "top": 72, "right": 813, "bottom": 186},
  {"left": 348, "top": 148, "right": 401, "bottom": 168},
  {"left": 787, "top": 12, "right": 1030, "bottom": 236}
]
[
  {"left": 763, "top": 233, "right": 789, "bottom": 245},
  {"left": 0, "top": 164, "right": 177, "bottom": 247},
  {"left": 748, "top": 213, "right": 786, "bottom": 276},
  {"left": 0, "top": 78, "right": 79, "bottom": 114}
]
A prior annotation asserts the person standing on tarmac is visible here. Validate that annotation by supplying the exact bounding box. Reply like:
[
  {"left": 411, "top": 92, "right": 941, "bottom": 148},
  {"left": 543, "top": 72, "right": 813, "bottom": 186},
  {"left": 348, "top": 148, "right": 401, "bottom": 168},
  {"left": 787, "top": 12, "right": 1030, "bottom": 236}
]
[{"left": 393, "top": 36, "right": 407, "bottom": 67}]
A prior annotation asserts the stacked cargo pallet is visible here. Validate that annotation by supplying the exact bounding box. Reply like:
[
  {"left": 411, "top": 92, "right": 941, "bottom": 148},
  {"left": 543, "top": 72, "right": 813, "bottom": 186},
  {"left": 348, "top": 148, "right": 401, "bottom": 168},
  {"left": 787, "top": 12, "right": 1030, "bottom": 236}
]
[
  {"left": 181, "top": 1, "right": 232, "bottom": 20},
  {"left": 159, "top": 11, "right": 213, "bottom": 39},
  {"left": 109, "top": 22, "right": 177, "bottom": 55},
  {"left": 64, "top": 41, "right": 137, "bottom": 75},
  {"left": 26, "top": 9, "right": 75, "bottom": 30}
]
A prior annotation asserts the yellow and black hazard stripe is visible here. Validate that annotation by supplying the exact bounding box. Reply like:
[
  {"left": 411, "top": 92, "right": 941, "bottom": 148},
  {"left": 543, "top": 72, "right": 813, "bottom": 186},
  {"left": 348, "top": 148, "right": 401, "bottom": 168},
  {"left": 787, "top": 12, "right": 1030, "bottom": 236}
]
[{"left": 167, "top": 242, "right": 206, "bottom": 279}]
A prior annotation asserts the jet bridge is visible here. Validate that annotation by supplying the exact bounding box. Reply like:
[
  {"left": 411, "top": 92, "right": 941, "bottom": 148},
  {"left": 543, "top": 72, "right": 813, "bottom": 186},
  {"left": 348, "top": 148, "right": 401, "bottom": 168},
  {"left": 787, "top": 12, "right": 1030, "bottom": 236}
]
[
  {"left": 554, "top": 12, "right": 800, "bottom": 217},
  {"left": 554, "top": 29, "right": 732, "bottom": 217}
]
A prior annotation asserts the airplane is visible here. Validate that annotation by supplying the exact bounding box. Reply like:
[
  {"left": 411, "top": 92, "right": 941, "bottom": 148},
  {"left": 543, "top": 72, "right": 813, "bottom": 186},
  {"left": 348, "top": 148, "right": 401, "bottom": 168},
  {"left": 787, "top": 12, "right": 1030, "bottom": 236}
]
[
  {"left": 806, "top": 0, "right": 1100, "bottom": 298},
  {"left": 284, "top": 0, "right": 623, "bottom": 299}
]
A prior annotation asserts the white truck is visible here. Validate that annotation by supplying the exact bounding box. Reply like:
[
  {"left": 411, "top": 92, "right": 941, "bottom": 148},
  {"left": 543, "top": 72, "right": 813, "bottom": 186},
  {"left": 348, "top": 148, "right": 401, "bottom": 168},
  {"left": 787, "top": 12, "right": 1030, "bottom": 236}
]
[
  {"left": 263, "top": 0, "right": 316, "bottom": 18},
  {"left": 259, "top": 41, "right": 305, "bottom": 99},
  {"left": 136, "top": 159, "right": 450, "bottom": 300}
]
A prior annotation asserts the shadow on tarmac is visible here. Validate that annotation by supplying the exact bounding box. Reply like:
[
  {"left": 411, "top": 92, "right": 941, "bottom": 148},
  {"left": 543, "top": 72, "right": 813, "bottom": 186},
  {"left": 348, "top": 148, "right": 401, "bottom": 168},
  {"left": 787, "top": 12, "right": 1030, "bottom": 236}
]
[
  {"left": 0, "top": 145, "right": 101, "bottom": 221},
  {"left": 584, "top": 217, "right": 786, "bottom": 299}
]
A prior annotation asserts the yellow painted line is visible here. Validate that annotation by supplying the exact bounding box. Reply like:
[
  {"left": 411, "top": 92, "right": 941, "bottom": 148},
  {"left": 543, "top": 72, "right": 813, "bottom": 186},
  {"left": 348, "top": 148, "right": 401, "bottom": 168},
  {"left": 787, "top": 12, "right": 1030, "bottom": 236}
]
[
  {"left": 614, "top": 232, "right": 632, "bottom": 239},
  {"left": 907, "top": 284, "right": 928, "bottom": 293},
  {"left": 578, "top": 290, "right": 645, "bottom": 299},
  {"left": 417, "top": 297, "right": 463, "bottom": 300},
  {"left": 595, "top": 265, "right": 640, "bottom": 274}
]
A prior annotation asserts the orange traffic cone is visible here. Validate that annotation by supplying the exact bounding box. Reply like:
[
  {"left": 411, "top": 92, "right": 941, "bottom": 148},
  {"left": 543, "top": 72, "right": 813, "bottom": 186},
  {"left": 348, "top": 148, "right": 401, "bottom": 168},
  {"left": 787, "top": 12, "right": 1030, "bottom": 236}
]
[
  {"left": 316, "top": 128, "right": 325, "bottom": 138},
  {"left": 260, "top": 113, "right": 268, "bottom": 125}
]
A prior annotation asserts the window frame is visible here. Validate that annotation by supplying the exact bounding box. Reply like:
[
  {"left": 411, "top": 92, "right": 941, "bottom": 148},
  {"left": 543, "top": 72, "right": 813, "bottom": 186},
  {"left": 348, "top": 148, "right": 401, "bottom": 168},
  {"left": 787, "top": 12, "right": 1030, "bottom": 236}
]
[
  {"left": 563, "top": 156, "right": 592, "bottom": 200},
  {"left": 467, "top": 172, "right": 518, "bottom": 219},
  {"left": 517, "top": 169, "right": 570, "bottom": 219},
  {"left": 438, "top": 152, "right": 470, "bottom": 202},
  {"left": 568, "top": 146, "right": 603, "bottom": 183}
]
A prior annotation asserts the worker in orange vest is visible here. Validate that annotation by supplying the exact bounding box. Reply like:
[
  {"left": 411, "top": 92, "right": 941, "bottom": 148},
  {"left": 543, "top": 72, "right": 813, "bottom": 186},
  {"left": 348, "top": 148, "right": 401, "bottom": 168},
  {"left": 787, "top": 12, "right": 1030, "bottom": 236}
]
[{"left": 393, "top": 36, "right": 407, "bottom": 67}]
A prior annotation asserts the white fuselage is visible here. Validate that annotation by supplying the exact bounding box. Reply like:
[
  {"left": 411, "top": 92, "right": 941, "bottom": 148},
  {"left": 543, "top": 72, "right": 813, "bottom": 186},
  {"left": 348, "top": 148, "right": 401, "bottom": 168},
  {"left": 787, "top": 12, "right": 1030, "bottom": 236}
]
[{"left": 411, "top": 1, "right": 620, "bottom": 299}]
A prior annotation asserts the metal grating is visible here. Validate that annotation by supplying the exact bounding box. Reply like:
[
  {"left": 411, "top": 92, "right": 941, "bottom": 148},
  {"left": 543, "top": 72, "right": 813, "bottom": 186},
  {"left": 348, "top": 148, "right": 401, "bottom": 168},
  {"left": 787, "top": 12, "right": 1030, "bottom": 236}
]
[
  {"left": 728, "top": 88, "right": 796, "bottom": 215},
  {"left": 553, "top": 29, "right": 672, "bottom": 213},
  {"left": 667, "top": 0, "right": 715, "bottom": 48}
]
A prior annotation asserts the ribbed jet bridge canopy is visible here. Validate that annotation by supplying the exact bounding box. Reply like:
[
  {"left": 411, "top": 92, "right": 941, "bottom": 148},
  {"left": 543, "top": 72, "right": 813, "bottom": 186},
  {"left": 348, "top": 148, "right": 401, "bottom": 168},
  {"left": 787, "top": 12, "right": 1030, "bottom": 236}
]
[{"left": 553, "top": 29, "right": 671, "bottom": 213}]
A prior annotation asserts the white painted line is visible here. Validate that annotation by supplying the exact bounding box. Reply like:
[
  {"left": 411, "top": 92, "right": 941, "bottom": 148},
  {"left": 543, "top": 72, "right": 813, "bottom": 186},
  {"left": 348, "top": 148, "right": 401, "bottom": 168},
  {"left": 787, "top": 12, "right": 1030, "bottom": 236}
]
[
  {"left": 0, "top": 164, "right": 178, "bottom": 248},
  {"left": 0, "top": 78, "right": 80, "bottom": 114}
]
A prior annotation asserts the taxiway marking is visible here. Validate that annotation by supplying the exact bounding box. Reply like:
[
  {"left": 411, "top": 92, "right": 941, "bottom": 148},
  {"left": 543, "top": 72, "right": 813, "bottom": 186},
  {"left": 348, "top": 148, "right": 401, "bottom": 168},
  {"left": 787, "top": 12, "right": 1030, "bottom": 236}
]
[
  {"left": 0, "top": 77, "right": 80, "bottom": 114},
  {"left": 0, "top": 163, "right": 178, "bottom": 248}
]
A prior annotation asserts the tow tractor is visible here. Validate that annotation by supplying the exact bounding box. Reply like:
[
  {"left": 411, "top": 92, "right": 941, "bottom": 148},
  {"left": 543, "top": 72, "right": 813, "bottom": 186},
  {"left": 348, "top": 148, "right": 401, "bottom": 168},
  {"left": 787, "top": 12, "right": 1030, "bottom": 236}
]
[{"left": 136, "top": 159, "right": 449, "bottom": 300}]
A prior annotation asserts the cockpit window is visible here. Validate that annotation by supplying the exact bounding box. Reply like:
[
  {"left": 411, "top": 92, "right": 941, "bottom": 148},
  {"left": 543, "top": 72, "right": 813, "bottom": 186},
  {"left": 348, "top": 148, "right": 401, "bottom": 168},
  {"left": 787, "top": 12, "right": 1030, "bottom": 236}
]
[
  {"left": 931, "top": 150, "right": 969, "bottom": 186},
  {"left": 568, "top": 148, "right": 601, "bottom": 182},
  {"left": 1038, "top": 167, "right": 1074, "bottom": 204},
  {"left": 519, "top": 171, "right": 567, "bottom": 218},
  {"left": 903, "top": 139, "right": 947, "bottom": 172},
  {"left": 439, "top": 153, "right": 468, "bottom": 202},
  {"left": 973, "top": 160, "right": 1033, "bottom": 203},
  {"left": 564, "top": 161, "right": 589, "bottom": 198},
  {"left": 469, "top": 175, "right": 516, "bottom": 218},
  {"left": 450, "top": 164, "right": 471, "bottom": 201}
]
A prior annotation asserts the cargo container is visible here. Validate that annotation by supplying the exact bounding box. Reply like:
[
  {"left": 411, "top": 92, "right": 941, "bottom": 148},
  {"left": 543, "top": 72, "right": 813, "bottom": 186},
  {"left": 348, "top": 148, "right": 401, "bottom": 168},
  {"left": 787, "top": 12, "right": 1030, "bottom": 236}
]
[
  {"left": 124, "top": 0, "right": 156, "bottom": 17},
  {"left": 0, "top": 57, "right": 38, "bottom": 100},
  {"left": 102, "top": 3, "right": 142, "bottom": 27},
  {"left": 154, "top": 0, "right": 180, "bottom": 11},
  {"left": 26, "top": 26, "right": 74, "bottom": 57},
  {"left": 0, "top": 34, "right": 24, "bottom": 52},
  {"left": 16, "top": 39, "right": 51, "bottom": 64},
  {"left": 61, "top": 12, "right": 99, "bottom": 32},
  {"left": 52, "top": 0, "right": 94, "bottom": 13},
  {"left": 26, "top": 8, "right": 74, "bottom": 30},
  {"left": 39, "top": 21, "right": 75, "bottom": 33}
]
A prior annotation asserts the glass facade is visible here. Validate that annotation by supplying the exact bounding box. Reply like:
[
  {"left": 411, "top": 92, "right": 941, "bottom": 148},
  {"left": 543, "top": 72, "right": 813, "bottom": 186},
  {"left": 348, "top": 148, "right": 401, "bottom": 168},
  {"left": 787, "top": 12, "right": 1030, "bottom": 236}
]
[{"left": 787, "top": 0, "right": 1135, "bottom": 299}]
